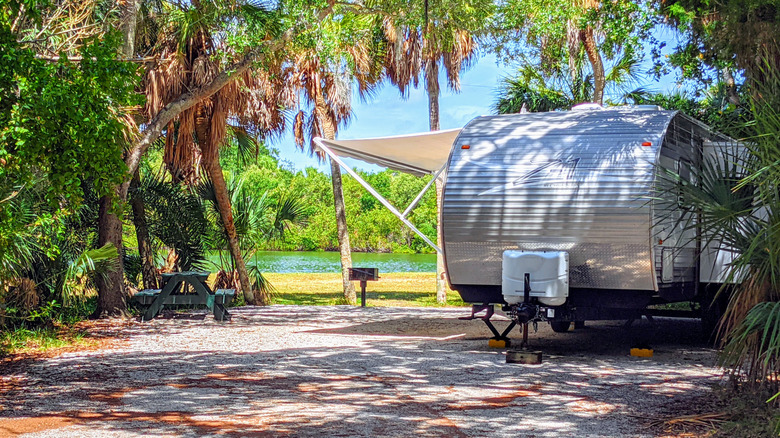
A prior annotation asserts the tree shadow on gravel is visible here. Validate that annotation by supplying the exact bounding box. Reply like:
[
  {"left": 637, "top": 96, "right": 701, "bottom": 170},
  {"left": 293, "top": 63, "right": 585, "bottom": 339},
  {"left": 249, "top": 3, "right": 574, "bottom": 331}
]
[{"left": 0, "top": 311, "right": 720, "bottom": 438}]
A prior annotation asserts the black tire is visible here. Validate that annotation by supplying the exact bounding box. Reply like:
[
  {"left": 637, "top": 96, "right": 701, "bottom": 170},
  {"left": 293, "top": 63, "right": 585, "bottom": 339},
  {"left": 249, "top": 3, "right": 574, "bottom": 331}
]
[{"left": 550, "top": 320, "right": 572, "bottom": 333}]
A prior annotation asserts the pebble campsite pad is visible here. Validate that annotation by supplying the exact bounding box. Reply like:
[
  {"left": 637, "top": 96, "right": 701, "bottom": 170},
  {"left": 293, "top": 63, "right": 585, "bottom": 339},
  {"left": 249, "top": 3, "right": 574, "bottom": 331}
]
[{"left": 0, "top": 306, "right": 722, "bottom": 437}]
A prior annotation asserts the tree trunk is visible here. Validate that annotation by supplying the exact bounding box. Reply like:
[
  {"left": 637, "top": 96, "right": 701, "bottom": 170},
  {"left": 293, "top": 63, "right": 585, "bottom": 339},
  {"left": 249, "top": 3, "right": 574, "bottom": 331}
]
[
  {"left": 129, "top": 170, "right": 158, "bottom": 289},
  {"left": 120, "top": 0, "right": 140, "bottom": 58},
  {"left": 426, "top": 60, "right": 440, "bottom": 131},
  {"left": 205, "top": 159, "right": 258, "bottom": 305},
  {"left": 435, "top": 175, "right": 447, "bottom": 303},
  {"left": 329, "top": 157, "right": 357, "bottom": 304},
  {"left": 314, "top": 88, "right": 356, "bottom": 304},
  {"left": 581, "top": 27, "right": 605, "bottom": 105},
  {"left": 94, "top": 194, "right": 127, "bottom": 317},
  {"left": 722, "top": 67, "right": 740, "bottom": 105},
  {"left": 93, "top": 0, "right": 139, "bottom": 317},
  {"left": 426, "top": 59, "right": 446, "bottom": 303}
]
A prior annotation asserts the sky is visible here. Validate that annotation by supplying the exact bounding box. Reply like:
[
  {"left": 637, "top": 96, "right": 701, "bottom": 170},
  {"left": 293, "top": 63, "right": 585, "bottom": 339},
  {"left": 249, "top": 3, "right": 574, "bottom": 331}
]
[
  {"left": 272, "top": 54, "right": 504, "bottom": 173},
  {"left": 271, "top": 28, "right": 686, "bottom": 174}
]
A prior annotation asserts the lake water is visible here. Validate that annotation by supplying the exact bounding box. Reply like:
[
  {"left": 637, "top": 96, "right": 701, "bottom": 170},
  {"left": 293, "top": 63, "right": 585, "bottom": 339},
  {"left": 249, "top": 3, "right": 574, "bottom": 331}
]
[{"left": 228, "top": 251, "right": 436, "bottom": 273}]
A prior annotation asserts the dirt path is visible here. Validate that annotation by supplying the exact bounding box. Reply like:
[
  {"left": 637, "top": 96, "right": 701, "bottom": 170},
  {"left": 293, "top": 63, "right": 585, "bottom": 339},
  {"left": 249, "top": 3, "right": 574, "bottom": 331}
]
[{"left": 0, "top": 306, "right": 722, "bottom": 437}]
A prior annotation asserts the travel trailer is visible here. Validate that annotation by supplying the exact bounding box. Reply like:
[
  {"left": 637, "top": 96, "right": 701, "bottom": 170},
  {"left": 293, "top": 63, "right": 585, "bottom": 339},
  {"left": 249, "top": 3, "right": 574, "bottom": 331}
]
[{"left": 315, "top": 107, "right": 739, "bottom": 336}]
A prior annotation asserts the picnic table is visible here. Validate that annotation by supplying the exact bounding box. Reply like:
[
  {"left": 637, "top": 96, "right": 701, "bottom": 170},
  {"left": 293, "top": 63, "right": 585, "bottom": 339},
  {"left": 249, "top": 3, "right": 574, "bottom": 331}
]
[{"left": 131, "top": 271, "right": 235, "bottom": 322}]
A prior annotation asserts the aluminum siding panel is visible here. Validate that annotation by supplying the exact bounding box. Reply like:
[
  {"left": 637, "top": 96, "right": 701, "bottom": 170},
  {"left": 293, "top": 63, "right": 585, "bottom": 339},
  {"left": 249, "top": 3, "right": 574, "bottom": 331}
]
[{"left": 442, "top": 109, "right": 677, "bottom": 291}]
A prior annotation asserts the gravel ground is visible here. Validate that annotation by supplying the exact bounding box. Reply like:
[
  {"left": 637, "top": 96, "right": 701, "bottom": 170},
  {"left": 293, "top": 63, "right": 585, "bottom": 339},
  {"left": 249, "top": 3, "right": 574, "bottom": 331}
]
[{"left": 0, "top": 306, "right": 723, "bottom": 437}]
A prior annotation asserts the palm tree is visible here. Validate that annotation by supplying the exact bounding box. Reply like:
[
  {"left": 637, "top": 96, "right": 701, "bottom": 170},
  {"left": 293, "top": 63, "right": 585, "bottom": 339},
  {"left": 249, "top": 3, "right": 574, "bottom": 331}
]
[
  {"left": 494, "top": 51, "right": 641, "bottom": 113},
  {"left": 135, "top": 168, "right": 301, "bottom": 304},
  {"left": 137, "top": 0, "right": 292, "bottom": 304},
  {"left": 495, "top": 0, "right": 651, "bottom": 106},
  {"left": 382, "top": 1, "right": 484, "bottom": 302},
  {"left": 92, "top": 0, "right": 318, "bottom": 315},
  {"left": 197, "top": 173, "right": 306, "bottom": 303},
  {"left": 570, "top": 0, "right": 605, "bottom": 104},
  {"left": 287, "top": 24, "right": 384, "bottom": 304}
]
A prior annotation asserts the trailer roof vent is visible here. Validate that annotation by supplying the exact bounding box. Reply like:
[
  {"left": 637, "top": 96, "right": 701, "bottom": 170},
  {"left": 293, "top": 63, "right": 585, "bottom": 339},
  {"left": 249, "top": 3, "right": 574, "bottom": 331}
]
[
  {"left": 626, "top": 105, "right": 664, "bottom": 111},
  {"left": 571, "top": 103, "right": 604, "bottom": 111}
]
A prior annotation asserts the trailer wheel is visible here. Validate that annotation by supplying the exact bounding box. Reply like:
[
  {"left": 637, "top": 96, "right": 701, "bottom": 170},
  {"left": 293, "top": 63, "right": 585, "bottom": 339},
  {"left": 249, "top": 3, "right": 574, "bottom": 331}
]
[{"left": 550, "top": 321, "right": 572, "bottom": 333}]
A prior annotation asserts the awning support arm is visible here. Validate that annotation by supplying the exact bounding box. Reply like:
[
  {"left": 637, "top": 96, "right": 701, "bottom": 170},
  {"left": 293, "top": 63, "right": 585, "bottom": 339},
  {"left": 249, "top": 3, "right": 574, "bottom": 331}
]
[
  {"left": 315, "top": 138, "right": 442, "bottom": 254},
  {"left": 402, "top": 164, "right": 445, "bottom": 218}
]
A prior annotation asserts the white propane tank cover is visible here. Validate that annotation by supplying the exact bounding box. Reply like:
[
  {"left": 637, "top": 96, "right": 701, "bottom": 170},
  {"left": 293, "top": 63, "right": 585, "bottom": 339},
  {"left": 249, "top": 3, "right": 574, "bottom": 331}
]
[{"left": 502, "top": 251, "right": 569, "bottom": 305}]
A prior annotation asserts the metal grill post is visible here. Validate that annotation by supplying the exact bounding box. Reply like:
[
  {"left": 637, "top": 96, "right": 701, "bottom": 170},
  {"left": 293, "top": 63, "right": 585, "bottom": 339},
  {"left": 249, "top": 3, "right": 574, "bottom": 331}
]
[{"left": 349, "top": 268, "right": 378, "bottom": 307}]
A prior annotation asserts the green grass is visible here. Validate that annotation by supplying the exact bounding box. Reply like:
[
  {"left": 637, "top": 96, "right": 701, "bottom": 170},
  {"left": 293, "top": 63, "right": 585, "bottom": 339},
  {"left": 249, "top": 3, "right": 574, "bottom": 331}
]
[
  {"left": 0, "top": 326, "right": 88, "bottom": 356},
  {"left": 265, "top": 272, "right": 468, "bottom": 307},
  {"left": 647, "top": 301, "right": 698, "bottom": 311}
]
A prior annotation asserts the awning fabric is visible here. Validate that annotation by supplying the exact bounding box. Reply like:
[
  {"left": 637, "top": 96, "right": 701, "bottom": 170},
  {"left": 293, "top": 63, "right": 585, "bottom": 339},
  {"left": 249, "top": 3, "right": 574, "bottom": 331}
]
[{"left": 315, "top": 129, "right": 461, "bottom": 176}]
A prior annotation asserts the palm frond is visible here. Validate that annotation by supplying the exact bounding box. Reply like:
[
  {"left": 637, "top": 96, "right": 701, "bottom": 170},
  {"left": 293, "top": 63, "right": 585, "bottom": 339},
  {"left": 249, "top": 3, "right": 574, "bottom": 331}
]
[
  {"left": 229, "top": 125, "right": 260, "bottom": 166},
  {"left": 272, "top": 195, "right": 308, "bottom": 241},
  {"left": 62, "top": 243, "right": 119, "bottom": 305},
  {"left": 662, "top": 56, "right": 780, "bottom": 387},
  {"left": 142, "top": 172, "right": 210, "bottom": 271},
  {"left": 248, "top": 263, "right": 275, "bottom": 305},
  {"left": 721, "top": 301, "right": 780, "bottom": 384},
  {"left": 494, "top": 70, "right": 573, "bottom": 114},
  {"left": 605, "top": 46, "right": 641, "bottom": 86},
  {"left": 0, "top": 185, "right": 40, "bottom": 281}
]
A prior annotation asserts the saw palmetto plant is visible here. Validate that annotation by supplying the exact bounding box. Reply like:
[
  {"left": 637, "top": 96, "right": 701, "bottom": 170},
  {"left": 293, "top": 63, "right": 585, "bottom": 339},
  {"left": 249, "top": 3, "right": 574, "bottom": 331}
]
[
  {"left": 0, "top": 180, "right": 119, "bottom": 326},
  {"left": 196, "top": 173, "right": 306, "bottom": 304},
  {"left": 140, "top": 171, "right": 211, "bottom": 273},
  {"left": 662, "top": 57, "right": 780, "bottom": 389},
  {"left": 717, "top": 61, "right": 780, "bottom": 389}
]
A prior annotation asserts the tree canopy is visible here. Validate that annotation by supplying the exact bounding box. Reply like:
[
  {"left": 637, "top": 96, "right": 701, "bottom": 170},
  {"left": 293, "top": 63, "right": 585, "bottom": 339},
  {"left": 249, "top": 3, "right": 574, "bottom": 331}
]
[
  {"left": 0, "top": 1, "right": 139, "bottom": 207},
  {"left": 659, "top": 0, "right": 780, "bottom": 83},
  {"left": 491, "top": 0, "right": 654, "bottom": 104}
]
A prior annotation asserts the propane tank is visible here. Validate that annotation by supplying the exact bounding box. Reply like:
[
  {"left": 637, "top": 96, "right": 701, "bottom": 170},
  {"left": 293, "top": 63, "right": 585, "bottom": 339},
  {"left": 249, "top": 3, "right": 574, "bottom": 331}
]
[{"left": 502, "top": 251, "right": 569, "bottom": 306}]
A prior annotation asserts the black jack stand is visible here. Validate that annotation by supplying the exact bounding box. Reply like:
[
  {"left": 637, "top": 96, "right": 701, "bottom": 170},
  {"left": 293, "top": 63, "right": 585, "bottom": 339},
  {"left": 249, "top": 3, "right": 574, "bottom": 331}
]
[{"left": 460, "top": 304, "right": 517, "bottom": 348}]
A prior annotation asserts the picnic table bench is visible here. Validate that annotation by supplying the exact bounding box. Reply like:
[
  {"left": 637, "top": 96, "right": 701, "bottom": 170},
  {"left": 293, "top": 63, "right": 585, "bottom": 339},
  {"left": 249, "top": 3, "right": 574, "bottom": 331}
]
[{"left": 130, "top": 271, "right": 235, "bottom": 322}]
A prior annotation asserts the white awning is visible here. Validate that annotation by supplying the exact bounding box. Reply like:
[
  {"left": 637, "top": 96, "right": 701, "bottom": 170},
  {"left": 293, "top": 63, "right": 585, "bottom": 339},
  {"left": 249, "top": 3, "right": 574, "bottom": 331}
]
[{"left": 315, "top": 129, "right": 461, "bottom": 176}]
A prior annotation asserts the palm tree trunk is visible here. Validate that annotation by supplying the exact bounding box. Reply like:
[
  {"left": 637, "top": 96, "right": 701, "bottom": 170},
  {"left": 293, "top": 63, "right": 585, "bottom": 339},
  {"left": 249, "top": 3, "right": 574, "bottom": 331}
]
[
  {"left": 426, "top": 60, "right": 440, "bottom": 131},
  {"left": 120, "top": 0, "right": 140, "bottom": 58},
  {"left": 434, "top": 175, "right": 446, "bottom": 303},
  {"left": 581, "top": 27, "right": 605, "bottom": 105},
  {"left": 205, "top": 159, "right": 258, "bottom": 305},
  {"left": 129, "top": 170, "right": 158, "bottom": 289},
  {"left": 314, "top": 89, "right": 356, "bottom": 304},
  {"left": 425, "top": 59, "right": 446, "bottom": 303},
  {"left": 330, "top": 158, "right": 357, "bottom": 304}
]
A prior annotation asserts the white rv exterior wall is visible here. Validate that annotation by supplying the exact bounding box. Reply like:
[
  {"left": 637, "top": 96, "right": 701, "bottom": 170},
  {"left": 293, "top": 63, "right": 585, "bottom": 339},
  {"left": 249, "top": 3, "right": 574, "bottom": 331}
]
[{"left": 442, "top": 109, "right": 676, "bottom": 291}]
